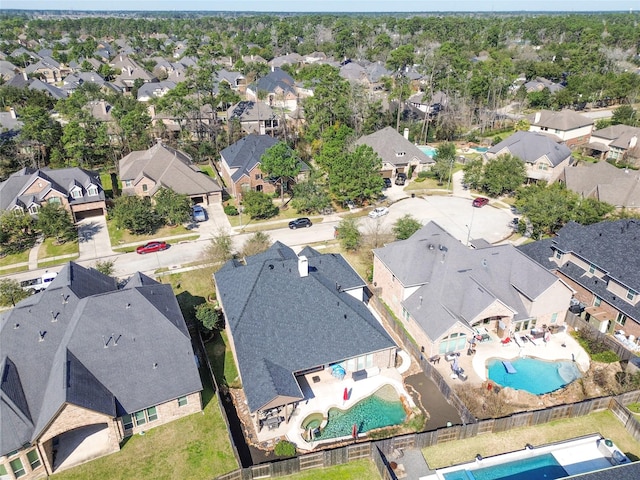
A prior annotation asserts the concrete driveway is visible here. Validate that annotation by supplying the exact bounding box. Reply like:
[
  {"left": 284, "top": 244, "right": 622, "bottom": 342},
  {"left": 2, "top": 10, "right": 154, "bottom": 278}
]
[
  {"left": 364, "top": 195, "right": 514, "bottom": 245},
  {"left": 77, "top": 216, "right": 113, "bottom": 261}
]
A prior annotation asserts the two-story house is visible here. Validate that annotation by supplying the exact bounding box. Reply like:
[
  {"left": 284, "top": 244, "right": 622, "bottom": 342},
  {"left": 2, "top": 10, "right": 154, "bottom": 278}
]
[
  {"left": 527, "top": 109, "right": 594, "bottom": 147},
  {"left": 0, "top": 167, "right": 107, "bottom": 221},
  {"left": 588, "top": 124, "right": 640, "bottom": 162},
  {"left": 373, "top": 222, "right": 573, "bottom": 358},
  {"left": 519, "top": 220, "right": 640, "bottom": 345},
  {"left": 486, "top": 131, "right": 572, "bottom": 183}
]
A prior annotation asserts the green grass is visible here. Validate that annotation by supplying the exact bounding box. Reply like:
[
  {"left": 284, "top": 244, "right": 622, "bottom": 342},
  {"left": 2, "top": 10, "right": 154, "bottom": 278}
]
[
  {"left": 205, "top": 332, "right": 241, "bottom": 388},
  {"left": 51, "top": 384, "right": 238, "bottom": 480},
  {"left": 0, "top": 249, "right": 29, "bottom": 267},
  {"left": 628, "top": 402, "right": 640, "bottom": 414},
  {"left": 100, "top": 172, "right": 118, "bottom": 198},
  {"left": 0, "top": 264, "right": 29, "bottom": 274},
  {"left": 278, "top": 459, "right": 381, "bottom": 480},
  {"left": 38, "top": 237, "right": 79, "bottom": 260},
  {"left": 422, "top": 410, "right": 640, "bottom": 469},
  {"left": 198, "top": 165, "right": 216, "bottom": 177},
  {"left": 107, "top": 220, "right": 196, "bottom": 245}
]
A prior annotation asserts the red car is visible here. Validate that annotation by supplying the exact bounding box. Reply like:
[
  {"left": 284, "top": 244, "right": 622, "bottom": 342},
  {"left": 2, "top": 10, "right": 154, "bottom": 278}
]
[
  {"left": 472, "top": 197, "right": 489, "bottom": 208},
  {"left": 136, "top": 241, "right": 169, "bottom": 254}
]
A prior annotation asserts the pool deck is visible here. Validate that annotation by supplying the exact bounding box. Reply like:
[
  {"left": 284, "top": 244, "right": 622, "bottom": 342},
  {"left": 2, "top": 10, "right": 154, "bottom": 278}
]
[
  {"left": 429, "top": 434, "right": 626, "bottom": 479},
  {"left": 429, "top": 326, "right": 590, "bottom": 387},
  {"left": 273, "top": 366, "right": 415, "bottom": 451}
]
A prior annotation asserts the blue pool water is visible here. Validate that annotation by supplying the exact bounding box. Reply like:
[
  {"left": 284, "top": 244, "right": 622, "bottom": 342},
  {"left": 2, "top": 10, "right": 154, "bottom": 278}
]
[
  {"left": 418, "top": 145, "right": 437, "bottom": 157},
  {"left": 443, "top": 453, "right": 568, "bottom": 480},
  {"left": 308, "top": 386, "right": 406, "bottom": 440},
  {"left": 473, "top": 147, "right": 489, "bottom": 153},
  {"left": 487, "top": 358, "right": 581, "bottom": 395}
]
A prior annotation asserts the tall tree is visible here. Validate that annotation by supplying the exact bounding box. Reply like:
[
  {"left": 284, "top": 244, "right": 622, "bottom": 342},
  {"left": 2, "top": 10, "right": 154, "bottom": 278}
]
[
  {"left": 0, "top": 279, "right": 30, "bottom": 307},
  {"left": 328, "top": 145, "right": 383, "bottom": 204},
  {"left": 481, "top": 154, "right": 527, "bottom": 196},
  {"left": 154, "top": 188, "right": 191, "bottom": 226},
  {"left": 260, "top": 142, "right": 301, "bottom": 203},
  {"left": 111, "top": 195, "right": 158, "bottom": 235},
  {"left": 36, "top": 203, "right": 76, "bottom": 244},
  {"left": 432, "top": 142, "right": 457, "bottom": 187}
]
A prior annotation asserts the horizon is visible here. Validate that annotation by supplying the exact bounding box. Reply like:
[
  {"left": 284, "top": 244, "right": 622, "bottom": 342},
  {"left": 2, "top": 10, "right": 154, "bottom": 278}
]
[{"left": 0, "top": 1, "right": 636, "bottom": 14}]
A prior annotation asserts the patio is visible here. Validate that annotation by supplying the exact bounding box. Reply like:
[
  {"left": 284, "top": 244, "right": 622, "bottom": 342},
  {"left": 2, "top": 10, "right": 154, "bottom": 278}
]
[{"left": 428, "top": 325, "right": 590, "bottom": 386}]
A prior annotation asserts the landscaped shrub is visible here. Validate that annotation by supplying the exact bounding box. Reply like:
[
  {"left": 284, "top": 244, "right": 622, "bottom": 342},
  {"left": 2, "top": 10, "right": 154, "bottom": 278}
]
[
  {"left": 274, "top": 440, "right": 296, "bottom": 457},
  {"left": 224, "top": 205, "right": 238, "bottom": 216},
  {"left": 572, "top": 330, "right": 619, "bottom": 363}
]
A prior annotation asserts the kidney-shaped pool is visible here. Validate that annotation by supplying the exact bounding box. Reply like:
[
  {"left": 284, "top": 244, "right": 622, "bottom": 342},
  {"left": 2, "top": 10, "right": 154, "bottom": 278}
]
[{"left": 487, "top": 357, "right": 581, "bottom": 395}]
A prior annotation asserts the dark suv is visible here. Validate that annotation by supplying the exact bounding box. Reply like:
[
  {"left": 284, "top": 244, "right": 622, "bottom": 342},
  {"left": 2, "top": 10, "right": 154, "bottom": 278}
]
[
  {"left": 383, "top": 177, "right": 392, "bottom": 188},
  {"left": 395, "top": 173, "right": 407, "bottom": 186},
  {"left": 289, "top": 217, "right": 312, "bottom": 229}
]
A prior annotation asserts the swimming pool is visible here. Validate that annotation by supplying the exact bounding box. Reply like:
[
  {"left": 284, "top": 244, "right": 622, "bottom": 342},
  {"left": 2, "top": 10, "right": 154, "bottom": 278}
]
[
  {"left": 487, "top": 358, "right": 581, "bottom": 395},
  {"left": 473, "top": 147, "right": 489, "bottom": 153},
  {"left": 443, "top": 453, "right": 568, "bottom": 480},
  {"left": 303, "top": 385, "right": 406, "bottom": 440},
  {"left": 418, "top": 145, "right": 437, "bottom": 157}
]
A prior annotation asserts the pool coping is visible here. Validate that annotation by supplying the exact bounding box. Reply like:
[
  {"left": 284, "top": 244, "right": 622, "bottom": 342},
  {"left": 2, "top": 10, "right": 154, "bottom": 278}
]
[{"left": 432, "top": 434, "right": 627, "bottom": 479}]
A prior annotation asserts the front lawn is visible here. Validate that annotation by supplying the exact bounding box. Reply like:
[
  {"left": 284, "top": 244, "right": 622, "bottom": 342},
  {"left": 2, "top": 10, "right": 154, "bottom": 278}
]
[
  {"left": 0, "top": 249, "right": 30, "bottom": 267},
  {"left": 422, "top": 410, "right": 640, "bottom": 469},
  {"left": 107, "top": 220, "right": 195, "bottom": 245},
  {"left": 38, "top": 238, "right": 80, "bottom": 266},
  {"left": 51, "top": 384, "right": 238, "bottom": 480}
]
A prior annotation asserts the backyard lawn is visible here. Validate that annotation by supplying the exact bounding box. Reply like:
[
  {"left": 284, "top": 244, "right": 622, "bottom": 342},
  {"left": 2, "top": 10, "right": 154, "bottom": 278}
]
[
  {"left": 422, "top": 410, "right": 640, "bottom": 469},
  {"left": 279, "top": 459, "right": 381, "bottom": 480},
  {"left": 51, "top": 384, "right": 238, "bottom": 480}
]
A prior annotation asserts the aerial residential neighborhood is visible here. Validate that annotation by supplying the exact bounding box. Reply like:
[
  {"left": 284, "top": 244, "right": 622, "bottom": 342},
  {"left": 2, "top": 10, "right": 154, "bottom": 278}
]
[{"left": 1, "top": 5, "right": 640, "bottom": 480}]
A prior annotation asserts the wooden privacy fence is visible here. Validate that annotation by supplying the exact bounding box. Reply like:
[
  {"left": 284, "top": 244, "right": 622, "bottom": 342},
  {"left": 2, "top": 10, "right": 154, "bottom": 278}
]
[{"left": 565, "top": 312, "right": 639, "bottom": 362}]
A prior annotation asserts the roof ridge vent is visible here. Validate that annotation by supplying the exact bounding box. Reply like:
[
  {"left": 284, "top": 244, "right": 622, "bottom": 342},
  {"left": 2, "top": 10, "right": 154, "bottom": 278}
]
[{"left": 38, "top": 331, "right": 46, "bottom": 342}]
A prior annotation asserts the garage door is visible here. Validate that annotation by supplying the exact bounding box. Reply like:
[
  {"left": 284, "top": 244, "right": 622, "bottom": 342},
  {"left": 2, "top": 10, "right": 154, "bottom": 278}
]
[{"left": 74, "top": 209, "right": 105, "bottom": 221}]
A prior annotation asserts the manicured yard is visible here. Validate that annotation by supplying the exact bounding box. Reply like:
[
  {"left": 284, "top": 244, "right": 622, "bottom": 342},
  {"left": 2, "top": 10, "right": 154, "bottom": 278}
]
[
  {"left": 206, "top": 332, "right": 241, "bottom": 388},
  {"left": 279, "top": 459, "right": 381, "bottom": 480},
  {"left": 51, "top": 384, "right": 238, "bottom": 480},
  {"left": 0, "top": 249, "right": 29, "bottom": 267},
  {"left": 37, "top": 237, "right": 79, "bottom": 260},
  {"left": 422, "top": 410, "right": 640, "bottom": 469},
  {"left": 99, "top": 172, "right": 118, "bottom": 198},
  {"left": 107, "top": 219, "right": 196, "bottom": 246}
]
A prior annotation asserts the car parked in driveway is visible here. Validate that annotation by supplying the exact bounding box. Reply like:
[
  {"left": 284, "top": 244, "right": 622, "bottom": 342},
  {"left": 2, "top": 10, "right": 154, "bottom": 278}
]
[
  {"left": 395, "top": 173, "right": 407, "bottom": 185},
  {"left": 368, "top": 207, "right": 390, "bottom": 218},
  {"left": 383, "top": 177, "right": 392, "bottom": 188},
  {"left": 192, "top": 205, "right": 207, "bottom": 222},
  {"left": 472, "top": 197, "right": 489, "bottom": 208},
  {"left": 136, "top": 241, "right": 169, "bottom": 254},
  {"left": 288, "top": 217, "right": 312, "bottom": 229}
]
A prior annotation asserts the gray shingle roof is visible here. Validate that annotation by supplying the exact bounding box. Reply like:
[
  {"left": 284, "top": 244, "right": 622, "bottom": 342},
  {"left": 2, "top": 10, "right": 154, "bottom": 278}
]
[
  {"left": 215, "top": 243, "right": 395, "bottom": 412},
  {"left": 563, "top": 161, "right": 640, "bottom": 208},
  {"left": 0, "top": 262, "right": 201, "bottom": 455},
  {"left": 251, "top": 68, "right": 295, "bottom": 96},
  {"left": 220, "top": 134, "right": 279, "bottom": 183},
  {"left": 374, "top": 222, "right": 561, "bottom": 340},
  {"left": 527, "top": 109, "right": 593, "bottom": 130},
  {"left": 119, "top": 142, "right": 221, "bottom": 197},
  {"left": 356, "top": 126, "right": 434, "bottom": 167},
  {"left": 487, "top": 130, "right": 571, "bottom": 167},
  {"left": 0, "top": 167, "right": 105, "bottom": 212}
]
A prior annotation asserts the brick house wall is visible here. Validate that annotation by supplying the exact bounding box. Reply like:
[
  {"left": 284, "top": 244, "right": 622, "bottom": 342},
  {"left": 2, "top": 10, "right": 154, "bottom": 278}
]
[
  {"left": 122, "top": 391, "right": 203, "bottom": 436},
  {"left": 0, "top": 446, "right": 46, "bottom": 480}
]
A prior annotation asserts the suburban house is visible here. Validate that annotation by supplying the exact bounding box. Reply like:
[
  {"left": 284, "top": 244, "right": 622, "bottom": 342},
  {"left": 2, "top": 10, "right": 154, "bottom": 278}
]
[
  {"left": 372, "top": 222, "right": 573, "bottom": 358},
  {"left": 226, "top": 101, "right": 280, "bottom": 135},
  {"left": 110, "top": 56, "right": 155, "bottom": 94},
  {"left": 355, "top": 126, "right": 434, "bottom": 179},
  {"left": 0, "top": 167, "right": 107, "bottom": 221},
  {"left": 219, "top": 134, "right": 307, "bottom": 199},
  {"left": 527, "top": 109, "right": 594, "bottom": 147},
  {"left": 136, "top": 80, "right": 177, "bottom": 102},
  {"left": 524, "top": 77, "right": 564, "bottom": 94},
  {"left": 485, "top": 130, "right": 572, "bottom": 183},
  {"left": 0, "top": 262, "right": 203, "bottom": 478},
  {"left": 119, "top": 142, "right": 222, "bottom": 204},
  {"left": 561, "top": 161, "right": 640, "bottom": 210},
  {"left": 588, "top": 124, "right": 640, "bottom": 162},
  {"left": 214, "top": 242, "right": 397, "bottom": 431},
  {"left": 245, "top": 68, "right": 299, "bottom": 111},
  {"left": 0, "top": 107, "right": 23, "bottom": 140},
  {"left": 518, "top": 220, "right": 640, "bottom": 343},
  {"left": 24, "top": 56, "right": 70, "bottom": 84}
]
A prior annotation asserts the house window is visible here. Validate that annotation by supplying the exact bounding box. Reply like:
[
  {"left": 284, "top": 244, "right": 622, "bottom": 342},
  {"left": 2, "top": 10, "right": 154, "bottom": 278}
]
[
  {"left": 538, "top": 163, "right": 548, "bottom": 171},
  {"left": 616, "top": 312, "right": 627, "bottom": 326},
  {"left": 594, "top": 296, "right": 601, "bottom": 307},
  {"left": 589, "top": 264, "right": 596, "bottom": 274},
  {"left": 9, "top": 458, "right": 25, "bottom": 478},
  {"left": 555, "top": 250, "right": 562, "bottom": 260},
  {"left": 124, "top": 180, "right": 133, "bottom": 187},
  {"left": 402, "top": 307, "right": 409, "bottom": 321},
  {"left": 178, "top": 396, "right": 188, "bottom": 407},
  {"left": 87, "top": 185, "right": 98, "bottom": 196},
  {"left": 366, "top": 353, "right": 374, "bottom": 368},
  {"left": 627, "top": 289, "right": 636, "bottom": 301},
  {"left": 134, "top": 410, "right": 146, "bottom": 426},
  {"left": 147, "top": 406, "right": 158, "bottom": 422},
  {"left": 241, "top": 183, "right": 250, "bottom": 192},
  {"left": 48, "top": 197, "right": 61, "bottom": 205},
  {"left": 0, "top": 464, "right": 7, "bottom": 476},
  {"left": 142, "top": 184, "right": 148, "bottom": 192},
  {"left": 551, "top": 313, "right": 558, "bottom": 324},
  {"left": 122, "top": 414, "right": 134, "bottom": 430},
  {"left": 70, "top": 187, "right": 83, "bottom": 199},
  {"left": 26, "top": 450, "right": 41, "bottom": 470},
  {"left": 255, "top": 173, "right": 262, "bottom": 180},
  {"left": 28, "top": 205, "right": 39, "bottom": 214}
]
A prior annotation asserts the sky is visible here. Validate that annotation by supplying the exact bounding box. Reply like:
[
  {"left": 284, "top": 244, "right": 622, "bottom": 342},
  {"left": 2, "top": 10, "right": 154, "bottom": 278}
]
[{"left": 0, "top": 1, "right": 636, "bottom": 12}]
